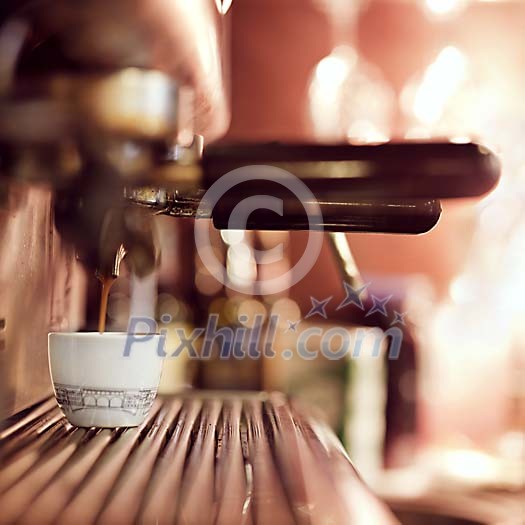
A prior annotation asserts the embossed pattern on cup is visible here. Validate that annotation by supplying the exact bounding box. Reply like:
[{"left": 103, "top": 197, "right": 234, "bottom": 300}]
[{"left": 48, "top": 333, "right": 164, "bottom": 427}]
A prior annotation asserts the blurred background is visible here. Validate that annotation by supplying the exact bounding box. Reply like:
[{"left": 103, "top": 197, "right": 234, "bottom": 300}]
[{"left": 85, "top": 0, "right": 525, "bottom": 521}]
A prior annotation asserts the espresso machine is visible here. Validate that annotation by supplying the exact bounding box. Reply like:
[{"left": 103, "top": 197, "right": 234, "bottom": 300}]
[{"left": 0, "top": 1, "right": 504, "bottom": 523}]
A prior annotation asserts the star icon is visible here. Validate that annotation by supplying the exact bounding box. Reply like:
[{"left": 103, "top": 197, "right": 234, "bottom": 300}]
[
  {"left": 305, "top": 296, "right": 332, "bottom": 319},
  {"left": 366, "top": 294, "right": 392, "bottom": 317},
  {"left": 336, "top": 282, "right": 369, "bottom": 311},
  {"left": 285, "top": 320, "right": 301, "bottom": 333},
  {"left": 391, "top": 310, "right": 407, "bottom": 326}
]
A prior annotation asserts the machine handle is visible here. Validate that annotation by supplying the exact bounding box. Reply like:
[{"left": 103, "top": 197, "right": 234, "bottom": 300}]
[
  {"left": 211, "top": 197, "right": 442, "bottom": 234},
  {"left": 202, "top": 141, "right": 500, "bottom": 199}
]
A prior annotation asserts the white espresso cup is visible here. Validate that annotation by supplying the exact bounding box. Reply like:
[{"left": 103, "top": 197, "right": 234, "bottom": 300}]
[{"left": 48, "top": 332, "right": 164, "bottom": 428}]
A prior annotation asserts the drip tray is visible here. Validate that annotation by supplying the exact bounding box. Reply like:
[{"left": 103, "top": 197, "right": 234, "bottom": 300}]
[{"left": 0, "top": 392, "right": 398, "bottom": 525}]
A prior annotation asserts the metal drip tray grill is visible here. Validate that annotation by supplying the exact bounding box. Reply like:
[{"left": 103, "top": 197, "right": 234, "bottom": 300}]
[{"left": 0, "top": 392, "right": 397, "bottom": 525}]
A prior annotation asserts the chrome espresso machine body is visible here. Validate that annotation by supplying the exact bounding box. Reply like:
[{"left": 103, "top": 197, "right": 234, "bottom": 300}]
[{"left": 0, "top": 0, "right": 229, "bottom": 416}]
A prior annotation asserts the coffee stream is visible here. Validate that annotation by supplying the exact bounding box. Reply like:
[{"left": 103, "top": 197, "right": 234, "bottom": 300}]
[
  {"left": 97, "top": 243, "right": 126, "bottom": 333},
  {"left": 97, "top": 276, "right": 116, "bottom": 333}
]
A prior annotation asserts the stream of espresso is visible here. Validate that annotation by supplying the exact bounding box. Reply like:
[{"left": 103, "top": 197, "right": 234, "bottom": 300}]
[{"left": 98, "top": 276, "right": 116, "bottom": 333}]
